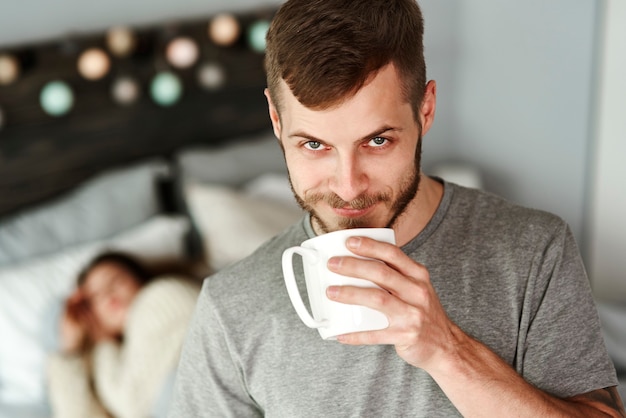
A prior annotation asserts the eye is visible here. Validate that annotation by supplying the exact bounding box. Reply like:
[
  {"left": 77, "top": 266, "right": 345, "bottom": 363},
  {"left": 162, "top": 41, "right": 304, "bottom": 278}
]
[
  {"left": 304, "top": 141, "right": 323, "bottom": 150},
  {"left": 369, "top": 136, "right": 388, "bottom": 147}
]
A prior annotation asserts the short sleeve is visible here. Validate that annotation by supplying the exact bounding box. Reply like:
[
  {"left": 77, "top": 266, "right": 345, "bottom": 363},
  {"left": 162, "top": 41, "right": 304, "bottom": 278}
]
[{"left": 520, "top": 221, "right": 618, "bottom": 397}]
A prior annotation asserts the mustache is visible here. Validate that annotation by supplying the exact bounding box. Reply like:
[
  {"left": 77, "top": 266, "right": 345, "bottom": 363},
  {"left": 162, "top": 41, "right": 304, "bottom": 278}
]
[{"left": 304, "top": 192, "right": 391, "bottom": 210}]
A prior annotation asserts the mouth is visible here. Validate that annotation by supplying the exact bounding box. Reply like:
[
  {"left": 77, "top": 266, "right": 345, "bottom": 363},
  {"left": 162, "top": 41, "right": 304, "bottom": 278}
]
[{"left": 332, "top": 204, "right": 375, "bottom": 218}]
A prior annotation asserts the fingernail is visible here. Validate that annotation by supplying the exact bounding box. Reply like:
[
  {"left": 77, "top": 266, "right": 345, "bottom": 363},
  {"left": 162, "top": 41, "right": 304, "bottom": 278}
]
[
  {"left": 346, "top": 237, "right": 361, "bottom": 249},
  {"left": 327, "top": 257, "right": 341, "bottom": 269},
  {"left": 326, "top": 286, "right": 339, "bottom": 299}
]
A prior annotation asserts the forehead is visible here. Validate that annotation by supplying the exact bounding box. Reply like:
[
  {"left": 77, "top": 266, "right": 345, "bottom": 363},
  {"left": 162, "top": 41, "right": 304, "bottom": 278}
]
[
  {"left": 277, "top": 64, "right": 416, "bottom": 141},
  {"left": 83, "top": 262, "right": 130, "bottom": 290}
]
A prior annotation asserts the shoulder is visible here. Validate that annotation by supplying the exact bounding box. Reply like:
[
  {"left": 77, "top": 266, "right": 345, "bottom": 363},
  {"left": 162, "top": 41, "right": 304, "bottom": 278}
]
[
  {"left": 199, "top": 220, "right": 308, "bottom": 314},
  {"left": 137, "top": 276, "right": 201, "bottom": 303},
  {"left": 129, "top": 276, "right": 201, "bottom": 325},
  {"left": 446, "top": 182, "right": 569, "bottom": 244}
]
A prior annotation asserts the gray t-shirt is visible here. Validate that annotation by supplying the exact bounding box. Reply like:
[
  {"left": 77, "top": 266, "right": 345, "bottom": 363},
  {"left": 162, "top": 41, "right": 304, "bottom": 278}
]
[{"left": 169, "top": 181, "right": 618, "bottom": 417}]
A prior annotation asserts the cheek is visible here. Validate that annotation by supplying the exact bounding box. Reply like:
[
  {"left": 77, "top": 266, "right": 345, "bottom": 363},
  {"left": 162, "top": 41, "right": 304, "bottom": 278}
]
[
  {"left": 287, "top": 158, "right": 325, "bottom": 193},
  {"left": 91, "top": 302, "right": 110, "bottom": 323}
]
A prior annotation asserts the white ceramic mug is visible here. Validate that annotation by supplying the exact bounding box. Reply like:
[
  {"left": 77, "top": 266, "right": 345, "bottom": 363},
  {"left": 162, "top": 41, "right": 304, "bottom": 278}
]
[{"left": 282, "top": 228, "right": 395, "bottom": 340}]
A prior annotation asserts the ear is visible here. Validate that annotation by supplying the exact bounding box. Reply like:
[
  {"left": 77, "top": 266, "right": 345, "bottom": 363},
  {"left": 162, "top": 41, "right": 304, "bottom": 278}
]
[
  {"left": 418, "top": 80, "right": 437, "bottom": 137},
  {"left": 264, "top": 88, "right": 282, "bottom": 139}
]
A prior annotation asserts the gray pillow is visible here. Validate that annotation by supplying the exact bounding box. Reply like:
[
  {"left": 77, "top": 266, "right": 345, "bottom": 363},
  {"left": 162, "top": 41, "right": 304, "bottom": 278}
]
[
  {"left": 175, "top": 131, "right": 286, "bottom": 187},
  {"left": 0, "top": 160, "right": 170, "bottom": 266}
]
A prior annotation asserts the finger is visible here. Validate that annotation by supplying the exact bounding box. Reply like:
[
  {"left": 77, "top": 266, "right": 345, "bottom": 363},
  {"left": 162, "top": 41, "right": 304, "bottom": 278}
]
[
  {"left": 345, "top": 236, "right": 428, "bottom": 281},
  {"left": 67, "top": 289, "right": 85, "bottom": 304},
  {"left": 334, "top": 323, "right": 420, "bottom": 346},
  {"left": 328, "top": 255, "right": 430, "bottom": 303},
  {"left": 65, "top": 302, "right": 85, "bottom": 321},
  {"left": 335, "top": 329, "right": 394, "bottom": 345},
  {"left": 327, "top": 284, "right": 405, "bottom": 316}
]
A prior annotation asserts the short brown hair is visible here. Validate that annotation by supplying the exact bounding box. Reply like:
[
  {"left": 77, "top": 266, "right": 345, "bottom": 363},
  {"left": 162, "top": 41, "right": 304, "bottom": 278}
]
[{"left": 265, "top": 0, "right": 426, "bottom": 118}]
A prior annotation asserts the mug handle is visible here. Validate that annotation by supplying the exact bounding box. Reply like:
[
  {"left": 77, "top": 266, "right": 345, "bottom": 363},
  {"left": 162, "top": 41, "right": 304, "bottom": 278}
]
[{"left": 282, "top": 246, "right": 329, "bottom": 329}]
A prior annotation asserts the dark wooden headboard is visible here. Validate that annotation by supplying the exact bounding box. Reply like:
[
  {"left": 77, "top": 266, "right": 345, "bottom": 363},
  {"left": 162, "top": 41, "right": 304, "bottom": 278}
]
[{"left": 0, "top": 7, "right": 276, "bottom": 219}]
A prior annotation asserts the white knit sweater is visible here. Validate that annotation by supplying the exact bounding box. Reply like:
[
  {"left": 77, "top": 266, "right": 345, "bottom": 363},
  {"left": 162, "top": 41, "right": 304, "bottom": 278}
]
[{"left": 47, "top": 276, "right": 201, "bottom": 418}]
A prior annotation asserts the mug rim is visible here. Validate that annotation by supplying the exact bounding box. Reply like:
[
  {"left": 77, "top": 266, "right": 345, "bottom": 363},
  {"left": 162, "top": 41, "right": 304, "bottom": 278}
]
[{"left": 302, "top": 227, "right": 395, "bottom": 247}]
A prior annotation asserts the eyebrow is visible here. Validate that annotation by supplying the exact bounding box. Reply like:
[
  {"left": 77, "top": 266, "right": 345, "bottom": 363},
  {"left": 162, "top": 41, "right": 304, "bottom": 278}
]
[{"left": 288, "top": 126, "right": 402, "bottom": 144}]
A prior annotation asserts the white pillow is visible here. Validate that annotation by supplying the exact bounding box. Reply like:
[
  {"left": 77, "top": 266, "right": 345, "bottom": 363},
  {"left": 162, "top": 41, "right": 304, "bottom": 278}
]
[
  {"left": 0, "top": 215, "right": 190, "bottom": 407},
  {"left": 242, "top": 173, "right": 299, "bottom": 207},
  {"left": 175, "top": 132, "right": 287, "bottom": 188},
  {"left": 0, "top": 160, "right": 171, "bottom": 265},
  {"left": 184, "top": 179, "right": 303, "bottom": 272}
]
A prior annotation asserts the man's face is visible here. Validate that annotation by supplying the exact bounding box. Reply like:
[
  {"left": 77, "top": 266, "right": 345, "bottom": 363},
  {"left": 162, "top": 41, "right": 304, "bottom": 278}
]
[{"left": 267, "top": 64, "right": 425, "bottom": 234}]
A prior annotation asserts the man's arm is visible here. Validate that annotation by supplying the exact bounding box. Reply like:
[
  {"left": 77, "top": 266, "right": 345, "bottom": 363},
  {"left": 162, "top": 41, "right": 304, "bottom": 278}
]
[
  {"left": 569, "top": 387, "right": 625, "bottom": 417},
  {"left": 418, "top": 322, "right": 625, "bottom": 417},
  {"left": 326, "top": 235, "right": 625, "bottom": 417}
]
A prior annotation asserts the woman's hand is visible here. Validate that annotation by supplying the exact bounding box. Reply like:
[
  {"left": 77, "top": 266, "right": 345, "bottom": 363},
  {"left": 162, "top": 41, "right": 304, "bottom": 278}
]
[
  {"left": 59, "top": 289, "right": 115, "bottom": 353},
  {"left": 59, "top": 290, "right": 89, "bottom": 354}
]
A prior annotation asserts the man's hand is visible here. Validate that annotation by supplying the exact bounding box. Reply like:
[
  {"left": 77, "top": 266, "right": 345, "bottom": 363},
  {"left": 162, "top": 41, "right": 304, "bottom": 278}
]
[{"left": 326, "top": 235, "right": 462, "bottom": 374}]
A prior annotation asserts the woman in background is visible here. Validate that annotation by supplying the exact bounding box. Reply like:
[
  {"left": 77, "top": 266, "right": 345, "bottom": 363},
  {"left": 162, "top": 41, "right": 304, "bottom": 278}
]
[{"left": 47, "top": 251, "right": 200, "bottom": 418}]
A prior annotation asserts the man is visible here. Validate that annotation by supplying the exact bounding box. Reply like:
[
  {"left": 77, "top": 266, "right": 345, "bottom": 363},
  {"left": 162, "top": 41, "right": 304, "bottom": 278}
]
[{"left": 169, "top": 0, "right": 624, "bottom": 416}]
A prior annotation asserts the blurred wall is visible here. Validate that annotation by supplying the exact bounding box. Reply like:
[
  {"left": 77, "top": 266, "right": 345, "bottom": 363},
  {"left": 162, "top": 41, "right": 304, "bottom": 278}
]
[
  {"left": 0, "top": 0, "right": 282, "bottom": 47},
  {"left": 1, "top": 0, "right": 622, "bottom": 294},
  {"left": 588, "top": 0, "right": 626, "bottom": 302},
  {"left": 419, "top": 0, "right": 598, "bottom": 258}
]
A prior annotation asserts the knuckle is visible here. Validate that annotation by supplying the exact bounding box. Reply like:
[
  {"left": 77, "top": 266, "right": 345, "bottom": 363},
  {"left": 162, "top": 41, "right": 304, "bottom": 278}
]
[
  {"left": 370, "top": 261, "right": 388, "bottom": 278},
  {"left": 406, "top": 305, "right": 423, "bottom": 325},
  {"left": 410, "top": 282, "right": 429, "bottom": 301},
  {"left": 370, "top": 288, "right": 389, "bottom": 308}
]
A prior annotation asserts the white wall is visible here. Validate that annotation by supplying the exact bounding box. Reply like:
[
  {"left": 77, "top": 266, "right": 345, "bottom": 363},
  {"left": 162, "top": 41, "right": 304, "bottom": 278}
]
[
  {"left": 420, "top": 0, "right": 598, "bottom": 254},
  {"left": 588, "top": 0, "right": 626, "bottom": 302}
]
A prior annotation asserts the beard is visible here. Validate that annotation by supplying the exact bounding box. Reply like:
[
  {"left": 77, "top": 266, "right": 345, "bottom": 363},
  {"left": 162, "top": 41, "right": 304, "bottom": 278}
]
[{"left": 290, "top": 137, "right": 422, "bottom": 233}]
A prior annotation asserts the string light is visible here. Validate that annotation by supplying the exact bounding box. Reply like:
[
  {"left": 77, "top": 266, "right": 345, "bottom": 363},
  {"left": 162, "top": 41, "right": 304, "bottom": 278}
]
[
  {"left": 197, "top": 62, "right": 226, "bottom": 90},
  {"left": 150, "top": 71, "right": 183, "bottom": 107},
  {"left": 0, "top": 54, "right": 20, "bottom": 85},
  {"left": 40, "top": 80, "right": 74, "bottom": 117},
  {"left": 77, "top": 48, "right": 111, "bottom": 80},
  {"left": 3, "top": 10, "right": 272, "bottom": 119},
  {"left": 208, "top": 13, "right": 241, "bottom": 47},
  {"left": 247, "top": 19, "right": 271, "bottom": 53},
  {"left": 111, "top": 76, "right": 141, "bottom": 105},
  {"left": 165, "top": 37, "right": 199, "bottom": 69},
  {"left": 106, "top": 26, "right": 137, "bottom": 57}
]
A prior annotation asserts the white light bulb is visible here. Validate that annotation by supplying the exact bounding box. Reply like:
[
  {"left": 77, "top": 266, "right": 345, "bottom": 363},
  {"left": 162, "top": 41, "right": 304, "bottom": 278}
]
[
  {"left": 0, "top": 54, "right": 20, "bottom": 85},
  {"left": 107, "top": 26, "right": 137, "bottom": 57},
  {"left": 209, "top": 13, "right": 241, "bottom": 47},
  {"left": 111, "top": 76, "right": 141, "bottom": 105},
  {"left": 166, "top": 37, "right": 199, "bottom": 69},
  {"left": 77, "top": 48, "right": 111, "bottom": 80}
]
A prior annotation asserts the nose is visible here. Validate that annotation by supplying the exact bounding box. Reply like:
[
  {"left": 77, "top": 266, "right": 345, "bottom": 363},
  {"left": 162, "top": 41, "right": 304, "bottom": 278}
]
[{"left": 328, "top": 152, "right": 368, "bottom": 202}]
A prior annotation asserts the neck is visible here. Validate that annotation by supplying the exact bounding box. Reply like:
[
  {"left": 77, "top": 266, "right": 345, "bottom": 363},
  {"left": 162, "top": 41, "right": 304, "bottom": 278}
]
[{"left": 391, "top": 174, "right": 444, "bottom": 246}]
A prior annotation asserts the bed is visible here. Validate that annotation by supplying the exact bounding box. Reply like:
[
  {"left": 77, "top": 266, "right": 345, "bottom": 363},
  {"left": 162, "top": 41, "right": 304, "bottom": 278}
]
[{"left": 0, "top": 6, "right": 304, "bottom": 417}]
